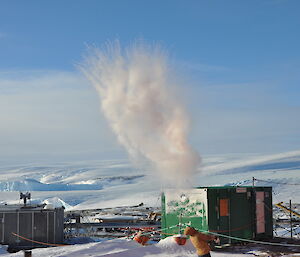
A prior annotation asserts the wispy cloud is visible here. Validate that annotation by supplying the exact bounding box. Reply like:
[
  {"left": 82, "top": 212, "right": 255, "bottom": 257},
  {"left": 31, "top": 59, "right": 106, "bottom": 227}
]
[
  {"left": 0, "top": 69, "right": 89, "bottom": 94},
  {"left": 0, "top": 69, "right": 121, "bottom": 161},
  {"left": 186, "top": 78, "right": 300, "bottom": 155},
  {"left": 0, "top": 68, "right": 299, "bottom": 161}
]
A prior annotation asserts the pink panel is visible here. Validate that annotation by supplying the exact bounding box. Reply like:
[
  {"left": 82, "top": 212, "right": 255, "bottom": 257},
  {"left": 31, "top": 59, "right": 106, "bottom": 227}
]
[{"left": 256, "top": 191, "right": 265, "bottom": 234}]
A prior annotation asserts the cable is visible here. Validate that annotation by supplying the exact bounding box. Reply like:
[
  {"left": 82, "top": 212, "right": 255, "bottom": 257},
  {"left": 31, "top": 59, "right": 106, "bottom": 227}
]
[
  {"left": 142, "top": 223, "right": 300, "bottom": 247},
  {"left": 131, "top": 223, "right": 183, "bottom": 238},
  {"left": 183, "top": 226, "right": 300, "bottom": 248},
  {"left": 11, "top": 232, "right": 68, "bottom": 247},
  {"left": 254, "top": 178, "right": 300, "bottom": 186}
]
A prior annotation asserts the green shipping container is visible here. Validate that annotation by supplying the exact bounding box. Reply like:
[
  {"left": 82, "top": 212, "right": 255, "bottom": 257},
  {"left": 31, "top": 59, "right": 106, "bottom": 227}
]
[{"left": 161, "top": 186, "right": 273, "bottom": 244}]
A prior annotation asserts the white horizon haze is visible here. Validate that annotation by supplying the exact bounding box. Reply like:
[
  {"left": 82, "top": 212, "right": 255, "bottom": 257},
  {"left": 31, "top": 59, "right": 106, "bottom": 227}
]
[{"left": 0, "top": 66, "right": 299, "bottom": 164}]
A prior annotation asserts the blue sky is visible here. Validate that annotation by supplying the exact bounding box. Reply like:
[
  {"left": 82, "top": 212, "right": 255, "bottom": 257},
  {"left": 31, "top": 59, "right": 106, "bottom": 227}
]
[{"left": 0, "top": 0, "right": 299, "bottom": 162}]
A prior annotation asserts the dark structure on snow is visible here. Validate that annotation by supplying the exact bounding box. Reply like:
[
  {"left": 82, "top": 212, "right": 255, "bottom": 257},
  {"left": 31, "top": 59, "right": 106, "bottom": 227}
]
[{"left": 0, "top": 203, "right": 64, "bottom": 250}]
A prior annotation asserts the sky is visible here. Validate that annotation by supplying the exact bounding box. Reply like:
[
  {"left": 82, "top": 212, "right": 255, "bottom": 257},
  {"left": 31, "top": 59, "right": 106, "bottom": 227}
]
[{"left": 0, "top": 0, "right": 299, "bottom": 162}]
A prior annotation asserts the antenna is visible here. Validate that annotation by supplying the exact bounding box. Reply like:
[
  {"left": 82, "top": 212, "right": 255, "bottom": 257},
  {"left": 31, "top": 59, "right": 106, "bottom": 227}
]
[{"left": 20, "top": 192, "right": 31, "bottom": 206}]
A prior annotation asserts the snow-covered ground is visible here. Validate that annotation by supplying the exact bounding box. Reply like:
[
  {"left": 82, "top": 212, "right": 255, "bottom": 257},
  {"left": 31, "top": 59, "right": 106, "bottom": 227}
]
[
  {"left": 0, "top": 150, "right": 299, "bottom": 256},
  {"left": 0, "top": 237, "right": 261, "bottom": 257},
  {"left": 0, "top": 151, "right": 299, "bottom": 210}
]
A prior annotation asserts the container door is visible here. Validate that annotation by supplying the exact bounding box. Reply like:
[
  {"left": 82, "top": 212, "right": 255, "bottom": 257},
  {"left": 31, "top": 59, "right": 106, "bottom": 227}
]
[
  {"left": 207, "top": 189, "right": 231, "bottom": 244},
  {"left": 230, "top": 189, "right": 252, "bottom": 241},
  {"left": 256, "top": 191, "right": 265, "bottom": 234},
  {"left": 219, "top": 197, "right": 230, "bottom": 242}
]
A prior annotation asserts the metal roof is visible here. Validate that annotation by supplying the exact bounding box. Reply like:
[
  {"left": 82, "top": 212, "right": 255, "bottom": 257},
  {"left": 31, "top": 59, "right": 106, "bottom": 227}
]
[
  {"left": 196, "top": 186, "right": 272, "bottom": 189},
  {"left": 0, "top": 204, "right": 63, "bottom": 212}
]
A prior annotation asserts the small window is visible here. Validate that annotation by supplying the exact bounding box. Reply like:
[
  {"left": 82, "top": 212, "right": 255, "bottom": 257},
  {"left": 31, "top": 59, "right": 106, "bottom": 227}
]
[{"left": 220, "top": 199, "right": 229, "bottom": 216}]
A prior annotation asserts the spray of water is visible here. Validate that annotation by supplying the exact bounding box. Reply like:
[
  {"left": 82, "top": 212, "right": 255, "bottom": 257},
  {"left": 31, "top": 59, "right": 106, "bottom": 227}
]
[{"left": 80, "top": 41, "right": 200, "bottom": 185}]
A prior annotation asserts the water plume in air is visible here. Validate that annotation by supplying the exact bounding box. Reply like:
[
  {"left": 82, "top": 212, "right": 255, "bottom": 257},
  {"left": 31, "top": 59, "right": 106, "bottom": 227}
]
[{"left": 80, "top": 41, "right": 200, "bottom": 185}]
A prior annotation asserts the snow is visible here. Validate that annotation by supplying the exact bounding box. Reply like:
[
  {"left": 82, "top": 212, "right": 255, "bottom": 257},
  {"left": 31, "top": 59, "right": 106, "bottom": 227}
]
[
  {"left": 0, "top": 151, "right": 299, "bottom": 256},
  {"left": 0, "top": 246, "right": 7, "bottom": 254},
  {"left": 0, "top": 176, "right": 144, "bottom": 192},
  {"left": 43, "top": 197, "right": 73, "bottom": 210},
  {"left": 0, "top": 151, "right": 299, "bottom": 209},
  {"left": 0, "top": 237, "right": 256, "bottom": 257}
]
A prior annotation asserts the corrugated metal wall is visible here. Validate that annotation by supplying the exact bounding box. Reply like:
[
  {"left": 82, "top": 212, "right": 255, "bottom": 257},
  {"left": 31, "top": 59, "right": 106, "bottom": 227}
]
[{"left": 0, "top": 207, "right": 64, "bottom": 249}]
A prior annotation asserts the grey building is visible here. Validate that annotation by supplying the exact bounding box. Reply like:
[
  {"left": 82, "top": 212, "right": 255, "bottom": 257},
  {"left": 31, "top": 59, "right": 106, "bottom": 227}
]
[{"left": 0, "top": 204, "right": 64, "bottom": 250}]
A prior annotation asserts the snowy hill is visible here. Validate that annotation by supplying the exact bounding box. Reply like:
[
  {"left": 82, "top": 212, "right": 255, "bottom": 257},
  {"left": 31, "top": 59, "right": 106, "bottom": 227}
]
[
  {"left": 0, "top": 176, "right": 143, "bottom": 192},
  {"left": 0, "top": 151, "right": 299, "bottom": 210},
  {"left": 0, "top": 151, "right": 299, "bottom": 256}
]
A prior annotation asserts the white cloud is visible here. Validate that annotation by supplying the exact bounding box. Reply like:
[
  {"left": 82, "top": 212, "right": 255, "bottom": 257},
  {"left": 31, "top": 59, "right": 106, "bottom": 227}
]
[
  {"left": 0, "top": 70, "right": 124, "bottom": 162},
  {"left": 0, "top": 69, "right": 299, "bottom": 162},
  {"left": 186, "top": 81, "right": 300, "bottom": 155},
  {"left": 0, "top": 70, "right": 88, "bottom": 93}
]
